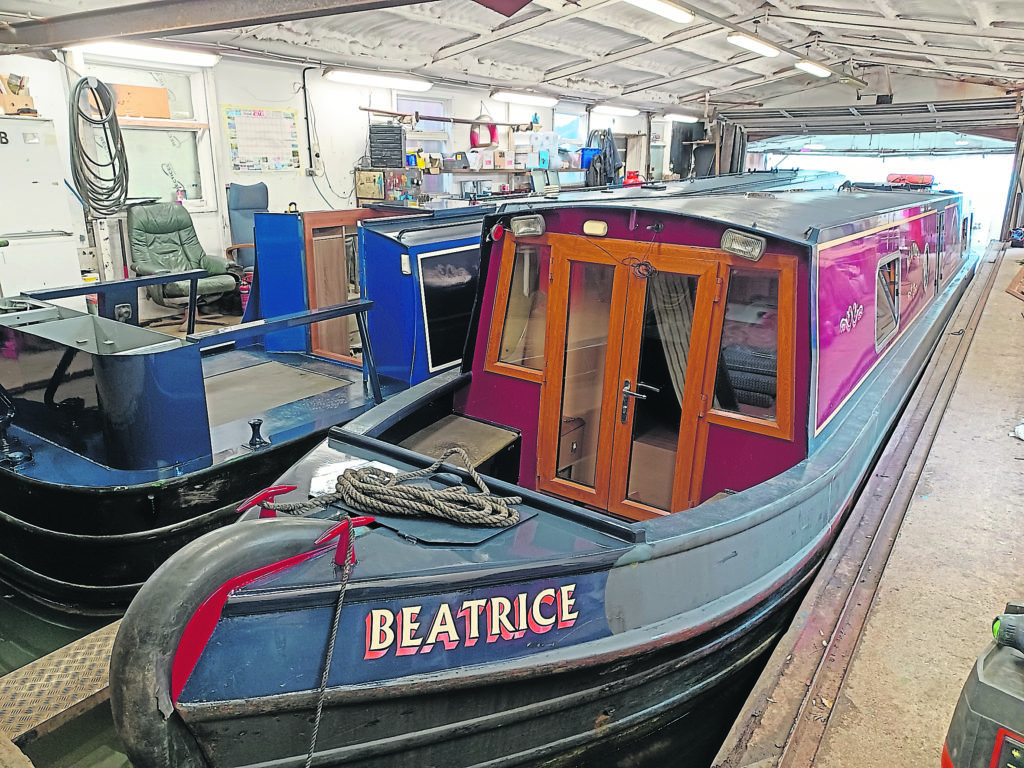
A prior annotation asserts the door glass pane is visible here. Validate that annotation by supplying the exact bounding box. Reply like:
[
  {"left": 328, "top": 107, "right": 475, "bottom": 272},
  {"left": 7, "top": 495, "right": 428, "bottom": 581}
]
[
  {"left": 625, "top": 272, "right": 697, "bottom": 511},
  {"left": 556, "top": 261, "right": 614, "bottom": 487},
  {"left": 498, "top": 244, "right": 547, "bottom": 370},
  {"left": 713, "top": 269, "right": 780, "bottom": 420}
]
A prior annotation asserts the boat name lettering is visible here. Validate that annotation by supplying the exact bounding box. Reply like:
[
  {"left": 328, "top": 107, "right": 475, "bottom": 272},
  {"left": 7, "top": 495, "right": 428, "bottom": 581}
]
[
  {"left": 363, "top": 584, "right": 579, "bottom": 659},
  {"left": 838, "top": 302, "right": 864, "bottom": 334}
]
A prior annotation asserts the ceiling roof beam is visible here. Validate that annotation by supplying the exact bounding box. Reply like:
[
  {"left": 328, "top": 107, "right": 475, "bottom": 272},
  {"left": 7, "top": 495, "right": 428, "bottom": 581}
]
[
  {"left": 433, "top": 0, "right": 618, "bottom": 62},
  {"left": 543, "top": 11, "right": 760, "bottom": 82},
  {"left": 827, "top": 35, "right": 1024, "bottom": 68},
  {"left": 0, "top": 0, "right": 435, "bottom": 53},
  {"left": 672, "top": 56, "right": 846, "bottom": 104},
  {"left": 767, "top": 8, "right": 1023, "bottom": 44},
  {"left": 621, "top": 51, "right": 760, "bottom": 95},
  {"left": 852, "top": 54, "right": 1024, "bottom": 82}
]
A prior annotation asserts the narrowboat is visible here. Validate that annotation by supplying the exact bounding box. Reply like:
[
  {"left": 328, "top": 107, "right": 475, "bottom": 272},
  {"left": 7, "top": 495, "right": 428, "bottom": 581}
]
[
  {"left": 111, "top": 182, "right": 975, "bottom": 767},
  {"left": 0, "top": 295, "right": 398, "bottom": 615}
]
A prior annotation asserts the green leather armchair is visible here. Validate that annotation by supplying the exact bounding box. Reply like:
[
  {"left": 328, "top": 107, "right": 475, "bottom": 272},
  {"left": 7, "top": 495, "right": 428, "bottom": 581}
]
[{"left": 127, "top": 203, "right": 240, "bottom": 312}]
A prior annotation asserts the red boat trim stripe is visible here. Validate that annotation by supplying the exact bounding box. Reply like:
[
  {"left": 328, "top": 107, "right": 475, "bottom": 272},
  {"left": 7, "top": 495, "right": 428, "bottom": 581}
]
[{"left": 171, "top": 545, "right": 330, "bottom": 702}]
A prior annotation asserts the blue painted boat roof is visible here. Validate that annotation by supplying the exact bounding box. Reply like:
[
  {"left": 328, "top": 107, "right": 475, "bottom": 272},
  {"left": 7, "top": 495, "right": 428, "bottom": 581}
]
[
  {"left": 498, "top": 186, "right": 961, "bottom": 247},
  {"left": 361, "top": 208, "right": 493, "bottom": 246}
]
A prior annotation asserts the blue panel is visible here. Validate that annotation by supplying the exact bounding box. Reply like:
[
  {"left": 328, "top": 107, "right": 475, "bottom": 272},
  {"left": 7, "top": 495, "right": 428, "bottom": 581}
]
[
  {"left": 360, "top": 211, "right": 486, "bottom": 386},
  {"left": 179, "top": 568, "right": 610, "bottom": 700},
  {"left": 252, "top": 213, "right": 309, "bottom": 353},
  {"left": 361, "top": 227, "right": 420, "bottom": 385},
  {"left": 93, "top": 344, "right": 211, "bottom": 470}
]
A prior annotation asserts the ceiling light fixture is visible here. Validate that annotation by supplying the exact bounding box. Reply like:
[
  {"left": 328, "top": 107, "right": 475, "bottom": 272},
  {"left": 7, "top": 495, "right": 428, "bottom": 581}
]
[
  {"left": 803, "top": 143, "right": 827, "bottom": 151},
  {"left": 67, "top": 41, "right": 220, "bottom": 68},
  {"left": 593, "top": 105, "right": 641, "bottom": 117},
  {"left": 491, "top": 90, "right": 559, "bottom": 107},
  {"left": 725, "top": 32, "right": 780, "bottom": 58},
  {"left": 794, "top": 59, "right": 831, "bottom": 78},
  {"left": 621, "top": 0, "right": 694, "bottom": 24},
  {"left": 955, "top": 136, "right": 970, "bottom": 146},
  {"left": 324, "top": 68, "right": 432, "bottom": 91},
  {"left": 664, "top": 113, "right": 700, "bottom": 123}
]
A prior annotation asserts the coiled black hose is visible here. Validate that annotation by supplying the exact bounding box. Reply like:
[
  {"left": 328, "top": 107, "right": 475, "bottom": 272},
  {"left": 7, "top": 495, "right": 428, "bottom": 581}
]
[{"left": 69, "top": 76, "right": 129, "bottom": 216}]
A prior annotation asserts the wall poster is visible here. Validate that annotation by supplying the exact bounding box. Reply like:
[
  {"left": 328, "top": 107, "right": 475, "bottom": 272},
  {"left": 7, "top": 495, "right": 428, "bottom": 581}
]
[{"left": 223, "top": 105, "right": 301, "bottom": 172}]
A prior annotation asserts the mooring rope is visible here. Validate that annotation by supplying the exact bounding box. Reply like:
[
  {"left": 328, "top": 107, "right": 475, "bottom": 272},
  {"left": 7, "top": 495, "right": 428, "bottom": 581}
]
[
  {"left": 263, "top": 446, "right": 521, "bottom": 527},
  {"left": 306, "top": 519, "right": 354, "bottom": 768},
  {"left": 288, "top": 446, "right": 520, "bottom": 764}
]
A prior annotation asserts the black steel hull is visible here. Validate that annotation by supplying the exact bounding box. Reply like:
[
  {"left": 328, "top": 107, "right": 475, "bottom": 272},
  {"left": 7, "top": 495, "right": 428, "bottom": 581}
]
[{"left": 0, "top": 433, "right": 322, "bottom": 614}]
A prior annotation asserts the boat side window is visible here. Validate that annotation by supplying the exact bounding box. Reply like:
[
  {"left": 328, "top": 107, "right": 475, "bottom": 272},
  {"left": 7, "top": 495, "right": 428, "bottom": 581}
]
[
  {"left": 875, "top": 254, "right": 900, "bottom": 350},
  {"left": 712, "top": 269, "right": 780, "bottom": 421},
  {"left": 486, "top": 240, "right": 549, "bottom": 380}
]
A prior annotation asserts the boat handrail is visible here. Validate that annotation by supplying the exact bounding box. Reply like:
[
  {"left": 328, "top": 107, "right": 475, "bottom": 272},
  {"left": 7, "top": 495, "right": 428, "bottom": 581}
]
[{"left": 187, "top": 298, "right": 384, "bottom": 403}]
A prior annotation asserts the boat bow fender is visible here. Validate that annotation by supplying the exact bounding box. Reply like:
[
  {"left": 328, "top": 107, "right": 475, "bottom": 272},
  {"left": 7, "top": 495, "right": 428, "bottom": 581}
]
[{"left": 110, "top": 518, "right": 335, "bottom": 768}]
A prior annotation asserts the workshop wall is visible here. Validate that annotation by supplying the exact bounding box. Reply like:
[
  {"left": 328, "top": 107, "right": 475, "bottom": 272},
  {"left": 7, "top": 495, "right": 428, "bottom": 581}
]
[{"left": 1, "top": 54, "right": 89, "bottom": 248}]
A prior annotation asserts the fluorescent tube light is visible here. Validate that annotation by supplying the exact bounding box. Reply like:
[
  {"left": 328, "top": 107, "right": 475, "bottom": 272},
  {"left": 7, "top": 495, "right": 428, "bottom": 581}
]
[
  {"left": 324, "top": 68, "right": 432, "bottom": 91},
  {"left": 621, "top": 0, "right": 694, "bottom": 24},
  {"left": 491, "top": 90, "right": 559, "bottom": 107},
  {"left": 664, "top": 113, "right": 699, "bottom": 123},
  {"left": 593, "top": 105, "right": 641, "bottom": 117},
  {"left": 726, "top": 33, "right": 780, "bottom": 58},
  {"left": 955, "top": 137, "right": 970, "bottom": 146},
  {"left": 68, "top": 41, "right": 220, "bottom": 67},
  {"left": 794, "top": 59, "right": 831, "bottom": 78},
  {"left": 803, "top": 143, "right": 827, "bottom": 151}
]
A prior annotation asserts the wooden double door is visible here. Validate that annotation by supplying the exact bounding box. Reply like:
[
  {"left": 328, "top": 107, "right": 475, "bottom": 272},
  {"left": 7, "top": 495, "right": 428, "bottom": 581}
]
[{"left": 536, "top": 235, "right": 720, "bottom": 520}]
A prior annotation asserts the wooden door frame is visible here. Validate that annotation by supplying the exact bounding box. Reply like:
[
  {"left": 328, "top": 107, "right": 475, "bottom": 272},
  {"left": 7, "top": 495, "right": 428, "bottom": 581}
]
[
  {"left": 535, "top": 236, "right": 630, "bottom": 509},
  {"left": 535, "top": 233, "right": 723, "bottom": 520},
  {"left": 607, "top": 249, "right": 720, "bottom": 519},
  {"left": 689, "top": 251, "right": 799, "bottom": 506}
]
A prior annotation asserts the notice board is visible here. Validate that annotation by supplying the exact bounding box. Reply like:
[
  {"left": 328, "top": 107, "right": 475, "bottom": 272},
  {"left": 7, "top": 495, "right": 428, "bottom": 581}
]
[{"left": 223, "top": 105, "right": 301, "bottom": 172}]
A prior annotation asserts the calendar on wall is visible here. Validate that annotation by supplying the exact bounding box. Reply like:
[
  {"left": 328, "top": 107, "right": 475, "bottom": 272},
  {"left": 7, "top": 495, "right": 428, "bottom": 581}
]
[{"left": 223, "top": 105, "right": 302, "bottom": 172}]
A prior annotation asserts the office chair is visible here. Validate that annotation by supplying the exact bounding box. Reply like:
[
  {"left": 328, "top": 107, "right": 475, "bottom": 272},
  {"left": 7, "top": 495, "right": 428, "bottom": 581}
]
[
  {"left": 127, "top": 203, "right": 241, "bottom": 328},
  {"left": 225, "top": 182, "right": 269, "bottom": 269}
]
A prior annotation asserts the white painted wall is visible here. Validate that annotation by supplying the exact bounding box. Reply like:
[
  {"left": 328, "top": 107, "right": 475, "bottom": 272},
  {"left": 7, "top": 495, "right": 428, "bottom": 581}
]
[
  {"left": 4, "top": 51, "right": 651, "bottom": 265},
  {"left": 1, "top": 55, "right": 88, "bottom": 248}
]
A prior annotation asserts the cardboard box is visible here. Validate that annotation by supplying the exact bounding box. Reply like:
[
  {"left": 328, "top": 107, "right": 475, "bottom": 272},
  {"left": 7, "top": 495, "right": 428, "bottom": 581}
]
[
  {"left": 493, "top": 150, "right": 513, "bottom": 169},
  {"left": 108, "top": 83, "right": 170, "bottom": 119},
  {"left": 480, "top": 150, "right": 495, "bottom": 170}
]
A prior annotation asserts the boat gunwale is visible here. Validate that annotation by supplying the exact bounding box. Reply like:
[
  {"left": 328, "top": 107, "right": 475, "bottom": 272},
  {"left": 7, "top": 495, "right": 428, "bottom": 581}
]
[{"left": 176, "top": 543, "right": 820, "bottom": 721}]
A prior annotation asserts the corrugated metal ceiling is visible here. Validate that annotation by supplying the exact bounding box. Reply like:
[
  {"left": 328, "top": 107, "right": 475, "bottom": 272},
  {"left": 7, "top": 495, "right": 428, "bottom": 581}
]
[{"left": 1, "top": 0, "right": 1022, "bottom": 136}]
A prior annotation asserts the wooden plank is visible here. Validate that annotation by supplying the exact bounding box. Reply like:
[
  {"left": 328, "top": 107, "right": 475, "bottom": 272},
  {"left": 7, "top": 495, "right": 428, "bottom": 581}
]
[{"left": 1004, "top": 260, "right": 1024, "bottom": 301}]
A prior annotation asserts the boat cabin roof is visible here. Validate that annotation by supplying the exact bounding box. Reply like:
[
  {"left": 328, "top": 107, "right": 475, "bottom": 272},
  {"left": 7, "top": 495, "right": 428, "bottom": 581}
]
[
  {"left": 496, "top": 187, "right": 961, "bottom": 247},
  {"left": 361, "top": 208, "right": 493, "bottom": 247}
]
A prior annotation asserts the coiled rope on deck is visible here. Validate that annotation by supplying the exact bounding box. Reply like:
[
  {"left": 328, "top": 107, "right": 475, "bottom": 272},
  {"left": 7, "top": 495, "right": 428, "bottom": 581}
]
[{"left": 263, "top": 446, "right": 521, "bottom": 527}]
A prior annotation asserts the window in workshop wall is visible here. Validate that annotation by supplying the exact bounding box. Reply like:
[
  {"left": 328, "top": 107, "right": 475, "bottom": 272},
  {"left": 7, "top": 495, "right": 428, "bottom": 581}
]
[
  {"left": 397, "top": 95, "right": 451, "bottom": 195},
  {"left": 79, "top": 59, "right": 216, "bottom": 209},
  {"left": 554, "top": 108, "right": 587, "bottom": 184}
]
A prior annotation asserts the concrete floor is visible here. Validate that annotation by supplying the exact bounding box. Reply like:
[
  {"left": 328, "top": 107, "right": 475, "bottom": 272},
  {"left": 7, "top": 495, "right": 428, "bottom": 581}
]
[{"left": 815, "top": 250, "right": 1024, "bottom": 766}]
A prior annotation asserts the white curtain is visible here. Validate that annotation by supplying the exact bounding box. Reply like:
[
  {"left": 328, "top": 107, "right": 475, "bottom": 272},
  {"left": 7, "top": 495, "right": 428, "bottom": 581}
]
[{"left": 647, "top": 272, "right": 694, "bottom": 406}]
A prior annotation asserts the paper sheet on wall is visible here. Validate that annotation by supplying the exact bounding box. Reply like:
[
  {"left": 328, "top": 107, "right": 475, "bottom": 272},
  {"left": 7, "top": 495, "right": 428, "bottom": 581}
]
[{"left": 223, "top": 105, "right": 301, "bottom": 172}]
